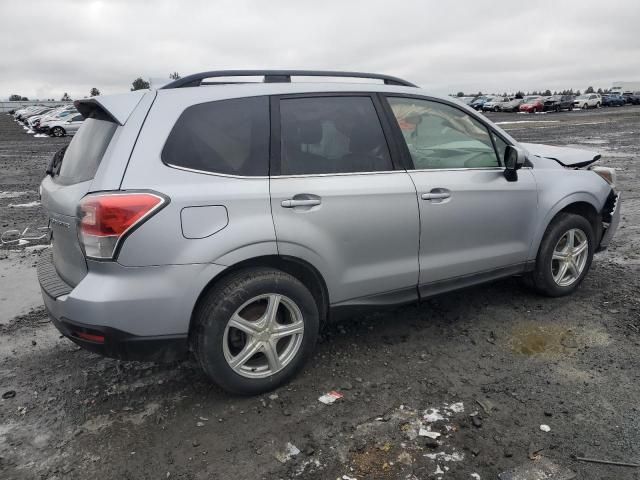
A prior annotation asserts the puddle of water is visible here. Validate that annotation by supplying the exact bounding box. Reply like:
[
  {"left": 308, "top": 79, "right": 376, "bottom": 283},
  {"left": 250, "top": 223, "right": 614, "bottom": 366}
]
[
  {"left": 510, "top": 324, "right": 578, "bottom": 355},
  {"left": 0, "top": 191, "right": 27, "bottom": 199},
  {"left": 0, "top": 253, "right": 43, "bottom": 324}
]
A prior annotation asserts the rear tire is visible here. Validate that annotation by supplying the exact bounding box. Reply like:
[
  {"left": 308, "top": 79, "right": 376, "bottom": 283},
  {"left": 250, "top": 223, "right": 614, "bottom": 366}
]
[
  {"left": 526, "top": 213, "right": 595, "bottom": 297},
  {"left": 596, "top": 102, "right": 601, "bottom": 109},
  {"left": 192, "top": 268, "right": 319, "bottom": 395},
  {"left": 582, "top": 103, "right": 588, "bottom": 110}
]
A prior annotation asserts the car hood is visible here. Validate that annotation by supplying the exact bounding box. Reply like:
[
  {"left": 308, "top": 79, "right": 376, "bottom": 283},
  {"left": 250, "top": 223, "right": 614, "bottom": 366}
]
[{"left": 521, "top": 142, "right": 601, "bottom": 168}]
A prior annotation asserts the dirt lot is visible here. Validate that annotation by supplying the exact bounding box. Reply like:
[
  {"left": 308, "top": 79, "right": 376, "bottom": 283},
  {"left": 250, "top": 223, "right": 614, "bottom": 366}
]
[{"left": 1, "top": 107, "right": 639, "bottom": 480}]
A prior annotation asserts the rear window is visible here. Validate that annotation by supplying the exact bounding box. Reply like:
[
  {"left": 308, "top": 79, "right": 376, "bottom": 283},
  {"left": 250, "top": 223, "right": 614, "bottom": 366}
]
[
  {"left": 162, "top": 96, "right": 269, "bottom": 176},
  {"left": 57, "top": 117, "right": 117, "bottom": 185}
]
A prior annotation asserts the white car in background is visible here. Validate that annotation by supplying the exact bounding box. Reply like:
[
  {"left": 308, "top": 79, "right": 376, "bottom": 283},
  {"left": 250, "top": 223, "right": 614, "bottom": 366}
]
[
  {"left": 43, "top": 113, "right": 85, "bottom": 137},
  {"left": 574, "top": 94, "right": 601, "bottom": 109},
  {"left": 482, "top": 96, "right": 510, "bottom": 112}
]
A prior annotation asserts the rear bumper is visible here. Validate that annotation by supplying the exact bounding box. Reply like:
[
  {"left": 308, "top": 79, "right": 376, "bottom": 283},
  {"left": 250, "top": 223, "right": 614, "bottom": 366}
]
[
  {"left": 49, "top": 314, "right": 189, "bottom": 362},
  {"left": 597, "top": 192, "right": 621, "bottom": 251},
  {"left": 37, "top": 250, "right": 227, "bottom": 361}
]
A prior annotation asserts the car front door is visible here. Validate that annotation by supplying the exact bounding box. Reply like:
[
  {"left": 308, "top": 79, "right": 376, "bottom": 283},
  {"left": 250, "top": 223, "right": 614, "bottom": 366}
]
[
  {"left": 269, "top": 94, "right": 420, "bottom": 306},
  {"left": 383, "top": 96, "right": 538, "bottom": 294}
]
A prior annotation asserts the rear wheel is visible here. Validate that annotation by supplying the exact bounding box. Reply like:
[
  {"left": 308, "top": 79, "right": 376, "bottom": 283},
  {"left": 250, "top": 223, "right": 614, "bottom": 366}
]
[
  {"left": 526, "top": 213, "right": 594, "bottom": 297},
  {"left": 596, "top": 102, "right": 601, "bottom": 108},
  {"left": 51, "top": 126, "right": 65, "bottom": 137},
  {"left": 582, "top": 103, "right": 589, "bottom": 110},
  {"left": 192, "top": 268, "right": 319, "bottom": 395},
  {"left": 494, "top": 106, "right": 500, "bottom": 112}
]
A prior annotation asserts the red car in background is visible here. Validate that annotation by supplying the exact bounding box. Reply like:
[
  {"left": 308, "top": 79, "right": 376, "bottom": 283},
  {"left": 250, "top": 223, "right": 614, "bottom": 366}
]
[{"left": 519, "top": 95, "right": 544, "bottom": 113}]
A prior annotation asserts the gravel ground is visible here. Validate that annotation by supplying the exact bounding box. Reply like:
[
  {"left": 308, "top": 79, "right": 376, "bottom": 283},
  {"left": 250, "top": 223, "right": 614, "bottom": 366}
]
[{"left": 1, "top": 107, "right": 639, "bottom": 480}]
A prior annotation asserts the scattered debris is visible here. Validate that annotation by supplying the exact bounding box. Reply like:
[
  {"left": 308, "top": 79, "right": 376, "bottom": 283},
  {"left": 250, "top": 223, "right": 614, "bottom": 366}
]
[
  {"left": 498, "top": 458, "right": 576, "bottom": 480},
  {"left": 574, "top": 456, "right": 640, "bottom": 468},
  {"left": 318, "top": 391, "right": 344, "bottom": 405},
  {"left": 540, "top": 424, "right": 551, "bottom": 432},
  {"left": 470, "top": 474, "right": 481, "bottom": 480},
  {"left": 2, "top": 390, "right": 16, "bottom": 399},
  {"left": 273, "top": 442, "right": 300, "bottom": 464},
  {"left": 418, "top": 428, "right": 441, "bottom": 439},
  {"left": 424, "top": 450, "right": 465, "bottom": 462}
]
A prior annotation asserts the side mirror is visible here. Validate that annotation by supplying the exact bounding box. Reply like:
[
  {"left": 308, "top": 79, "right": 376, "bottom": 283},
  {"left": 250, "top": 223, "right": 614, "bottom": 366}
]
[{"left": 503, "top": 145, "right": 526, "bottom": 182}]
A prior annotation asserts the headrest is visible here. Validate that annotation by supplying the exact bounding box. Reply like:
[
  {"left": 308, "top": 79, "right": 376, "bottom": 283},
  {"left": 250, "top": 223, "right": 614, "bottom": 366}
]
[{"left": 349, "top": 126, "right": 380, "bottom": 154}]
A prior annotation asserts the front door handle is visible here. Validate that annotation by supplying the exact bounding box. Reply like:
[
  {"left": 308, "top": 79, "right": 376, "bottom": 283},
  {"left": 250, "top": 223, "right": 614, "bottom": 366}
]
[
  {"left": 281, "top": 198, "right": 322, "bottom": 208},
  {"left": 421, "top": 192, "right": 451, "bottom": 200}
]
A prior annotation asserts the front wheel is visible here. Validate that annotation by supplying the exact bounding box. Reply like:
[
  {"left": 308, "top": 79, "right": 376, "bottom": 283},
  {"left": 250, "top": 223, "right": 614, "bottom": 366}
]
[
  {"left": 51, "top": 126, "right": 65, "bottom": 137},
  {"left": 192, "top": 268, "right": 320, "bottom": 395},
  {"left": 596, "top": 102, "right": 601, "bottom": 109},
  {"left": 582, "top": 103, "right": 589, "bottom": 110},
  {"left": 526, "top": 213, "right": 594, "bottom": 297}
]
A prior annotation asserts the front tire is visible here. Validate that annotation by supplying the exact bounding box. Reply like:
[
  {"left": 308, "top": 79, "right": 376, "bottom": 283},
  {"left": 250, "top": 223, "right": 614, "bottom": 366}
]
[
  {"left": 192, "top": 268, "right": 320, "bottom": 395},
  {"left": 527, "top": 213, "right": 594, "bottom": 297},
  {"left": 51, "top": 126, "right": 65, "bottom": 137}
]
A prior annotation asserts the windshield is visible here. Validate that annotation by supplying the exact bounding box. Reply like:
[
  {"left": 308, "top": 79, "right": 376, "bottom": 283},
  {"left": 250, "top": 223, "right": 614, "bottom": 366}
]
[
  {"left": 524, "top": 96, "right": 540, "bottom": 103},
  {"left": 57, "top": 117, "right": 117, "bottom": 185}
]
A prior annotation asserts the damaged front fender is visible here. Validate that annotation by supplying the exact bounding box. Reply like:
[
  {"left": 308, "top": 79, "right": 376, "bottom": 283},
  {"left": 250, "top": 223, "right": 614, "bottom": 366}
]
[{"left": 520, "top": 142, "right": 601, "bottom": 168}]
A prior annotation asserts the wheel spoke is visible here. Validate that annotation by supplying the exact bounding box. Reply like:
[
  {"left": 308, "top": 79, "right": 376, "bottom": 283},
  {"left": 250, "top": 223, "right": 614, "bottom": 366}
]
[
  {"left": 262, "top": 294, "right": 281, "bottom": 328},
  {"left": 228, "top": 313, "right": 259, "bottom": 336},
  {"left": 555, "top": 261, "right": 569, "bottom": 283},
  {"left": 229, "top": 339, "right": 261, "bottom": 370},
  {"left": 262, "top": 340, "right": 283, "bottom": 372},
  {"left": 573, "top": 241, "right": 588, "bottom": 256},
  {"left": 553, "top": 251, "right": 569, "bottom": 261},
  {"left": 567, "top": 259, "right": 580, "bottom": 278},
  {"left": 566, "top": 229, "right": 575, "bottom": 249},
  {"left": 272, "top": 320, "right": 304, "bottom": 340}
]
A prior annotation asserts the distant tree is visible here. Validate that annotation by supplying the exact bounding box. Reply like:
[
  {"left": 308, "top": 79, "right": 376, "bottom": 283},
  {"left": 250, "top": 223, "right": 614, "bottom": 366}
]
[
  {"left": 542, "top": 89, "right": 552, "bottom": 96},
  {"left": 531, "top": 90, "right": 538, "bottom": 95},
  {"left": 131, "top": 77, "right": 150, "bottom": 91},
  {"left": 575, "top": 90, "right": 581, "bottom": 96},
  {"left": 90, "top": 87, "right": 100, "bottom": 97},
  {"left": 597, "top": 88, "right": 603, "bottom": 94},
  {"left": 477, "top": 91, "right": 483, "bottom": 96},
  {"left": 9, "top": 94, "right": 24, "bottom": 101},
  {"left": 169, "top": 72, "right": 181, "bottom": 80},
  {"left": 61, "top": 92, "right": 71, "bottom": 101},
  {"left": 585, "top": 86, "right": 594, "bottom": 94},
  {"left": 515, "top": 91, "right": 524, "bottom": 99},
  {"left": 456, "top": 91, "right": 464, "bottom": 97}
]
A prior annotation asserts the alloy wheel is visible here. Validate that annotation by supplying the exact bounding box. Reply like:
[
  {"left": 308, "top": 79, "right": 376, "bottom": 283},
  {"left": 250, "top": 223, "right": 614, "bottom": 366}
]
[
  {"left": 551, "top": 228, "right": 589, "bottom": 287},
  {"left": 222, "top": 294, "right": 304, "bottom": 379}
]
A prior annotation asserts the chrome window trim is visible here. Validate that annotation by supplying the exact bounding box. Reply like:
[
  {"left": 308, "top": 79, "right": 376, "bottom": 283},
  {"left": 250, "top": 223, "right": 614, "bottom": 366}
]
[{"left": 167, "top": 161, "right": 531, "bottom": 179}]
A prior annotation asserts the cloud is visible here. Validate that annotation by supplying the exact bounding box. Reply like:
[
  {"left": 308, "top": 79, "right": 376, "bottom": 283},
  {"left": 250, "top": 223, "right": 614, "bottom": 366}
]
[{"left": 1, "top": 0, "right": 639, "bottom": 99}]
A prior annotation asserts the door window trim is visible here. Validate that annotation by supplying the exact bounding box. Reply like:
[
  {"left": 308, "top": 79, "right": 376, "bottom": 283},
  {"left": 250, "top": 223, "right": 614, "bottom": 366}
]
[
  {"left": 269, "top": 92, "right": 405, "bottom": 177},
  {"left": 379, "top": 93, "right": 513, "bottom": 172}
]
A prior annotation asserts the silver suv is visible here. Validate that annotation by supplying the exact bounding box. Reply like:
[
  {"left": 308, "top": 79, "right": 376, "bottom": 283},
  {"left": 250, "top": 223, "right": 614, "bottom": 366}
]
[{"left": 38, "top": 70, "right": 621, "bottom": 394}]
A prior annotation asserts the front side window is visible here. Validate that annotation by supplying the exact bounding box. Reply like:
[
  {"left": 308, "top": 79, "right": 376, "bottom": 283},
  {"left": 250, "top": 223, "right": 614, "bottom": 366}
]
[
  {"left": 387, "top": 97, "right": 500, "bottom": 169},
  {"left": 162, "top": 96, "right": 269, "bottom": 176},
  {"left": 279, "top": 96, "right": 392, "bottom": 175}
]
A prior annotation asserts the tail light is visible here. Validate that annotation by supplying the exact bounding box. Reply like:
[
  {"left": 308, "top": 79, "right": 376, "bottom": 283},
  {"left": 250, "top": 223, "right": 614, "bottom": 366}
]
[{"left": 77, "top": 192, "right": 167, "bottom": 260}]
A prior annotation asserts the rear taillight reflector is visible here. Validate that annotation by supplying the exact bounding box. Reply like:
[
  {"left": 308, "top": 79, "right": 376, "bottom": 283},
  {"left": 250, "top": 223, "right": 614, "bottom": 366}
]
[
  {"left": 77, "top": 192, "right": 166, "bottom": 260},
  {"left": 75, "top": 331, "right": 105, "bottom": 343}
]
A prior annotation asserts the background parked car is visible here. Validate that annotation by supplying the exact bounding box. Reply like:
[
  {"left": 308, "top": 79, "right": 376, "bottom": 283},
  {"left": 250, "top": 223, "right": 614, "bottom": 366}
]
[
  {"left": 602, "top": 94, "right": 626, "bottom": 107},
  {"left": 470, "top": 96, "right": 490, "bottom": 110},
  {"left": 455, "top": 96, "right": 476, "bottom": 105},
  {"left": 574, "top": 94, "right": 601, "bottom": 109},
  {"left": 482, "top": 96, "right": 510, "bottom": 112},
  {"left": 35, "top": 107, "right": 78, "bottom": 133},
  {"left": 519, "top": 96, "right": 544, "bottom": 113},
  {"left": 45, "top": 113, "right": 85, "bottom": 137},
  {"left": 500, "top": 97, "right": 524, "bottom": 112},
  {"left": 543, "top": 95, "right": 575, "bottom": 112},
  {"left": 622, "top": 92, "right": 640, "bottom": 105}
]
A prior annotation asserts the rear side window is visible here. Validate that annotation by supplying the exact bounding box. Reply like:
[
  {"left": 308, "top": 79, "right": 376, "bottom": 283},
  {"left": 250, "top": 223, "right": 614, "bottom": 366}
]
[
  {"left": 162, "top": 96, "right": 269, "bottom": 176},
  {"left": 279, "top": 96, "right": 392, "bottom": 175},
  {"left": 58, "top": 117, "right": 117, "bottom": 185}
]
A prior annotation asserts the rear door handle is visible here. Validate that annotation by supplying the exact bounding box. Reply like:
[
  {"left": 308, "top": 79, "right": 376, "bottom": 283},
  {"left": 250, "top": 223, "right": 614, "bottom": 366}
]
[
  {"left": 281, "top": 199, "right": 322, "bottom": 208},
  {"left": 421, "top": 192, "right": 451, "bottom": 200}
]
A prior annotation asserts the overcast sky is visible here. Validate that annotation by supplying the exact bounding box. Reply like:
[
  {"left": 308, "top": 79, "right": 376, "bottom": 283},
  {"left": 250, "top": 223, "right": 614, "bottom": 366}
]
[{"left": 2, "top": 0, "right": 639, "bottom": 100}]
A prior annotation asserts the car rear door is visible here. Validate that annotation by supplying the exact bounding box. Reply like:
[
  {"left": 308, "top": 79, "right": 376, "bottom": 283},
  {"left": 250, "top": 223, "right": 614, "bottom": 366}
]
[
  {"left": 39, "top": 93, "right": 150, "bottom": 287},
  {"left": 382, "top": 95, "right": 538, "bottom": 292},
  {"left": 269, "top": 94, "right": 420, "bottom": 306}
]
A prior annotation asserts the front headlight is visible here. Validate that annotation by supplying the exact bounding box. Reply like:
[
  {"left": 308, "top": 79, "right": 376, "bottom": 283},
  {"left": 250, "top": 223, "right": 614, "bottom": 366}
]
[{"left": 592, "top": 166, "right": 617, "bottom": 189}]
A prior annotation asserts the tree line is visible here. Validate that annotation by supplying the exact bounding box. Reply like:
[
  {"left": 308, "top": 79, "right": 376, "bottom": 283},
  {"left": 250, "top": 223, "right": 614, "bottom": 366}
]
[
  {"left": 8, "top": 72, "right": 181, "bottom": 102},
  {"left": 455, "top": 86, "right": 611, "bottom": 98}
]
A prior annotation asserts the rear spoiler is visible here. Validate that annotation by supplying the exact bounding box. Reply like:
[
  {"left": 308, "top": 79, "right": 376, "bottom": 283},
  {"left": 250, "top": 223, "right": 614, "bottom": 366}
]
[{"left": 74, "top": 90, "right": 148, "bottom": 125}]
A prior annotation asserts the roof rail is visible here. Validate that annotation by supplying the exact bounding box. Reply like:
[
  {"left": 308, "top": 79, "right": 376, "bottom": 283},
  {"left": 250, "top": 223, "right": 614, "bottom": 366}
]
[{"left": 160, "top": 70, "right": 417, "bottom": 89}]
